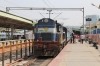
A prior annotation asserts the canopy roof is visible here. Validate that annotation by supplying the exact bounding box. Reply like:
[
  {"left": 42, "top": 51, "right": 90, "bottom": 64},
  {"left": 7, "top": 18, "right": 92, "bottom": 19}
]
[{"left": 0, "top": 10, "right": 35, "bottom": 30}]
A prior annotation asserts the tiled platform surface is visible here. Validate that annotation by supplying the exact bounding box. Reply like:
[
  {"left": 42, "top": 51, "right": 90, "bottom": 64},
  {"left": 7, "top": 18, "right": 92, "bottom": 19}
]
[{"left": 48, "top": 41, "right": 100, "bottom": 66}]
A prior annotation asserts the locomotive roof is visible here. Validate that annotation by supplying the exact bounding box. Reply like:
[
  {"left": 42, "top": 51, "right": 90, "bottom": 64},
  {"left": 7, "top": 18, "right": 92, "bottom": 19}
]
[
  {"left": 35, "top": 18, "right": 67, "bottom": 30},
  {"left": 38, "top": 18, "right": 55, "bottom": 21}
]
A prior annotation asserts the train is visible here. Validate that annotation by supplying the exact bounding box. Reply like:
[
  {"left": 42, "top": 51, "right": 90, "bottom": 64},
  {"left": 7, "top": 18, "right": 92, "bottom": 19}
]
[
  {"left": 0, "top": 31, "right": 34, "bottom": 41},
  {"left": 0, "top": 32, "right": 24, "bottom": 41},
  {"left": 33, "top": 18, "right": 71, "bottom": 56}
]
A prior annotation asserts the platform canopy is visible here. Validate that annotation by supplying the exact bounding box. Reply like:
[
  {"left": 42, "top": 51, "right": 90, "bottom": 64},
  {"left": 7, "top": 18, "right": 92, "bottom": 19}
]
[{"left": 0, "top": 10, "right": 35, "bottom": 30}]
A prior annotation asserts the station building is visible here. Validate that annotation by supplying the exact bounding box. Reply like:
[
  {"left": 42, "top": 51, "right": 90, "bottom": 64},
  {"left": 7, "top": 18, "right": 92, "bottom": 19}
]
[{"left": 85, "top": 15, "right": 100, "bottom": 34}]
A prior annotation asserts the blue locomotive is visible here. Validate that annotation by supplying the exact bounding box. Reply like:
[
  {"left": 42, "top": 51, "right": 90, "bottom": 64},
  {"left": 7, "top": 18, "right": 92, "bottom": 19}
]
[{"left": 34, "top": 18, "right": 69, "bottom": 56}]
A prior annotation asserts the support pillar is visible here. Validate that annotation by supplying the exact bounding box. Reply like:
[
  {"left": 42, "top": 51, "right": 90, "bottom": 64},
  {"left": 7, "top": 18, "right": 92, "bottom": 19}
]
[
  {"left": 24, "top": 29, "right": 26, "bottom": 39},
  {"left": 8, "top": 28, "right": 10, "bottom": 40},
  {"left": 66, "top": 29, "right": 67, "bottom": 43},
  {"left": 9, "top": 41, "right": 12, "bottom": 63},
  {"left": 6, "top": 28, "right": 7, "bottom": 40},
  {"left": 11, "top": 25, "right": 14, "bottom": 40},
  {"left": 24, "top": 40, "right": 28, "bottom": 59},
  {"left": 2, "top": 42, "right": 5, "bottom": 66},
  {"left": 83, "top": 7, "right": 84, "bottom": 34}
]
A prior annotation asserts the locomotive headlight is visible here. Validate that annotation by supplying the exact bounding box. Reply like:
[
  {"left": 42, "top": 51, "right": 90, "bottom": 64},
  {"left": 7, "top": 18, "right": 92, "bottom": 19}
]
[{"left": 44, "top": 18, "right": 48, "bottom": 23}]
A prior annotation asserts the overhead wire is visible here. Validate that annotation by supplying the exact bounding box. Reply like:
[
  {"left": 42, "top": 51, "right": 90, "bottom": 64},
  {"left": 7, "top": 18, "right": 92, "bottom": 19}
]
[
  {"left": 42, "top": 0, "right": 50, "bottom": 8},
  {"left": 39, "top": 12, "right": 45, "bottom": 18},
  {"left": 4, "top": 0, "right": 20, "bottom": 7},
  {"left": 0, "top": 5, "right": 5, "bottom": 9},
  {"left": 47, "top": 0, "right": 54, "bottom": 8},
  {"left": 38, "top": 0, "right": 50, "bottom": 18},
  {"left": 46, "top": 0, "right": 56, "bottom": 14},
  {"left": 46, "top": 0, "right": 63, "bottom": 19},
  {"left": 42, "top": 0, "right": 55, "bottom": 18},
  {"left": 3, "top": 0, "right": 32, "bottom": 19},
  {"left": 54, "top": 12, "right": 63, "bottom": 19},
  {"left": 46, "top": 0, "right": 55, "bottom": 13}
]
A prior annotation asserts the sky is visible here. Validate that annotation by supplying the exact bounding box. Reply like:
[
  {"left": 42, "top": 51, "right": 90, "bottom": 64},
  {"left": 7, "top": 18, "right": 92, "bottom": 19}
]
[{"left": 0, "top": 0, "right": 100, "bottom": 26}]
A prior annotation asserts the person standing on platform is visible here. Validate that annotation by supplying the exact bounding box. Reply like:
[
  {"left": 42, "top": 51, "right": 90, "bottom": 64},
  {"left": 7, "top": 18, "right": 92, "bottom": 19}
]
[
  {"left": 81, "top": 34, "right": 85, "bottom": 44},
  {"left": 74, "top": 34, "right": 77, "bottom": 43},
  {"left": 72, "top": 33, "right": 75, "bottom": 43},
  {"left": 70, "top": 34, "right": 72, "bottom": 43},
  {"left": 78, "top": 35, "right": 80, "bottom": 42}
]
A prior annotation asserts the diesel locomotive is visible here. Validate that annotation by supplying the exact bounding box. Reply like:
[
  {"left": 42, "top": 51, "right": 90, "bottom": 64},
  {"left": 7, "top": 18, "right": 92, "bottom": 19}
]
[{"left": 33, "top": 18, "right": 68, "bottom": 56}]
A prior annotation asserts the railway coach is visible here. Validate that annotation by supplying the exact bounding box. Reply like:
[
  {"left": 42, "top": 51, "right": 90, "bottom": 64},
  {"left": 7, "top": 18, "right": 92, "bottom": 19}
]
[{"left": 33, "top": 18, "right": 69, "bottom": 56}]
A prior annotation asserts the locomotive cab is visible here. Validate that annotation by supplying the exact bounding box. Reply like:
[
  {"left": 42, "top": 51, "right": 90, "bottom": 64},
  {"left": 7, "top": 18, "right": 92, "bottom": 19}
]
[{"left": 33, "top": 18, "right": 67, "bottom": 56}]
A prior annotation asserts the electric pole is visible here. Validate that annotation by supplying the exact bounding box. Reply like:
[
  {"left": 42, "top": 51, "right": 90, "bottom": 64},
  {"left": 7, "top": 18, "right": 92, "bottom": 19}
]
[{"left": 47, "top": 10, "right": 52, "bottom": 18}]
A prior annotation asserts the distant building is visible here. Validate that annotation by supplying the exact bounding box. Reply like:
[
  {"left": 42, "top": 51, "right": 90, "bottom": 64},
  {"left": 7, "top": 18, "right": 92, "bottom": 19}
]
[
  {"left": 85, "top": 15, "right": 100, "bottom": 34},
  {"left": 85, "top": 15, "right": 100, "bottom": 25}
]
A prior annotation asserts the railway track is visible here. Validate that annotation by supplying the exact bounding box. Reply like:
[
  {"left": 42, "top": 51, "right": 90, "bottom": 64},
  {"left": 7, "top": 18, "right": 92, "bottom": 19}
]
[
  {"left": 29, "top": 56, "right": 53, "bottom": 66},
  {"left": 11, "top": 56, "right": 53, "bottom": 66}
]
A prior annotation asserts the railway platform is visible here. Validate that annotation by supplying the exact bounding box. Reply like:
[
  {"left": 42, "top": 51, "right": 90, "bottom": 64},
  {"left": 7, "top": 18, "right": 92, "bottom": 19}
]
[
  {"left": 0, "top": 39, "right": 34, "bottom": 66},
  {"left": 48, "top": 41, "right": 100, "bottom": 66}
]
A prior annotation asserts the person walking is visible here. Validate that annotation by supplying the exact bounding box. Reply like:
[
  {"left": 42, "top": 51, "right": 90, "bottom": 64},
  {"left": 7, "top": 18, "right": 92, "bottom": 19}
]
[{"left": 80, "top": 34, "right": 85, "bottom": 44}]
